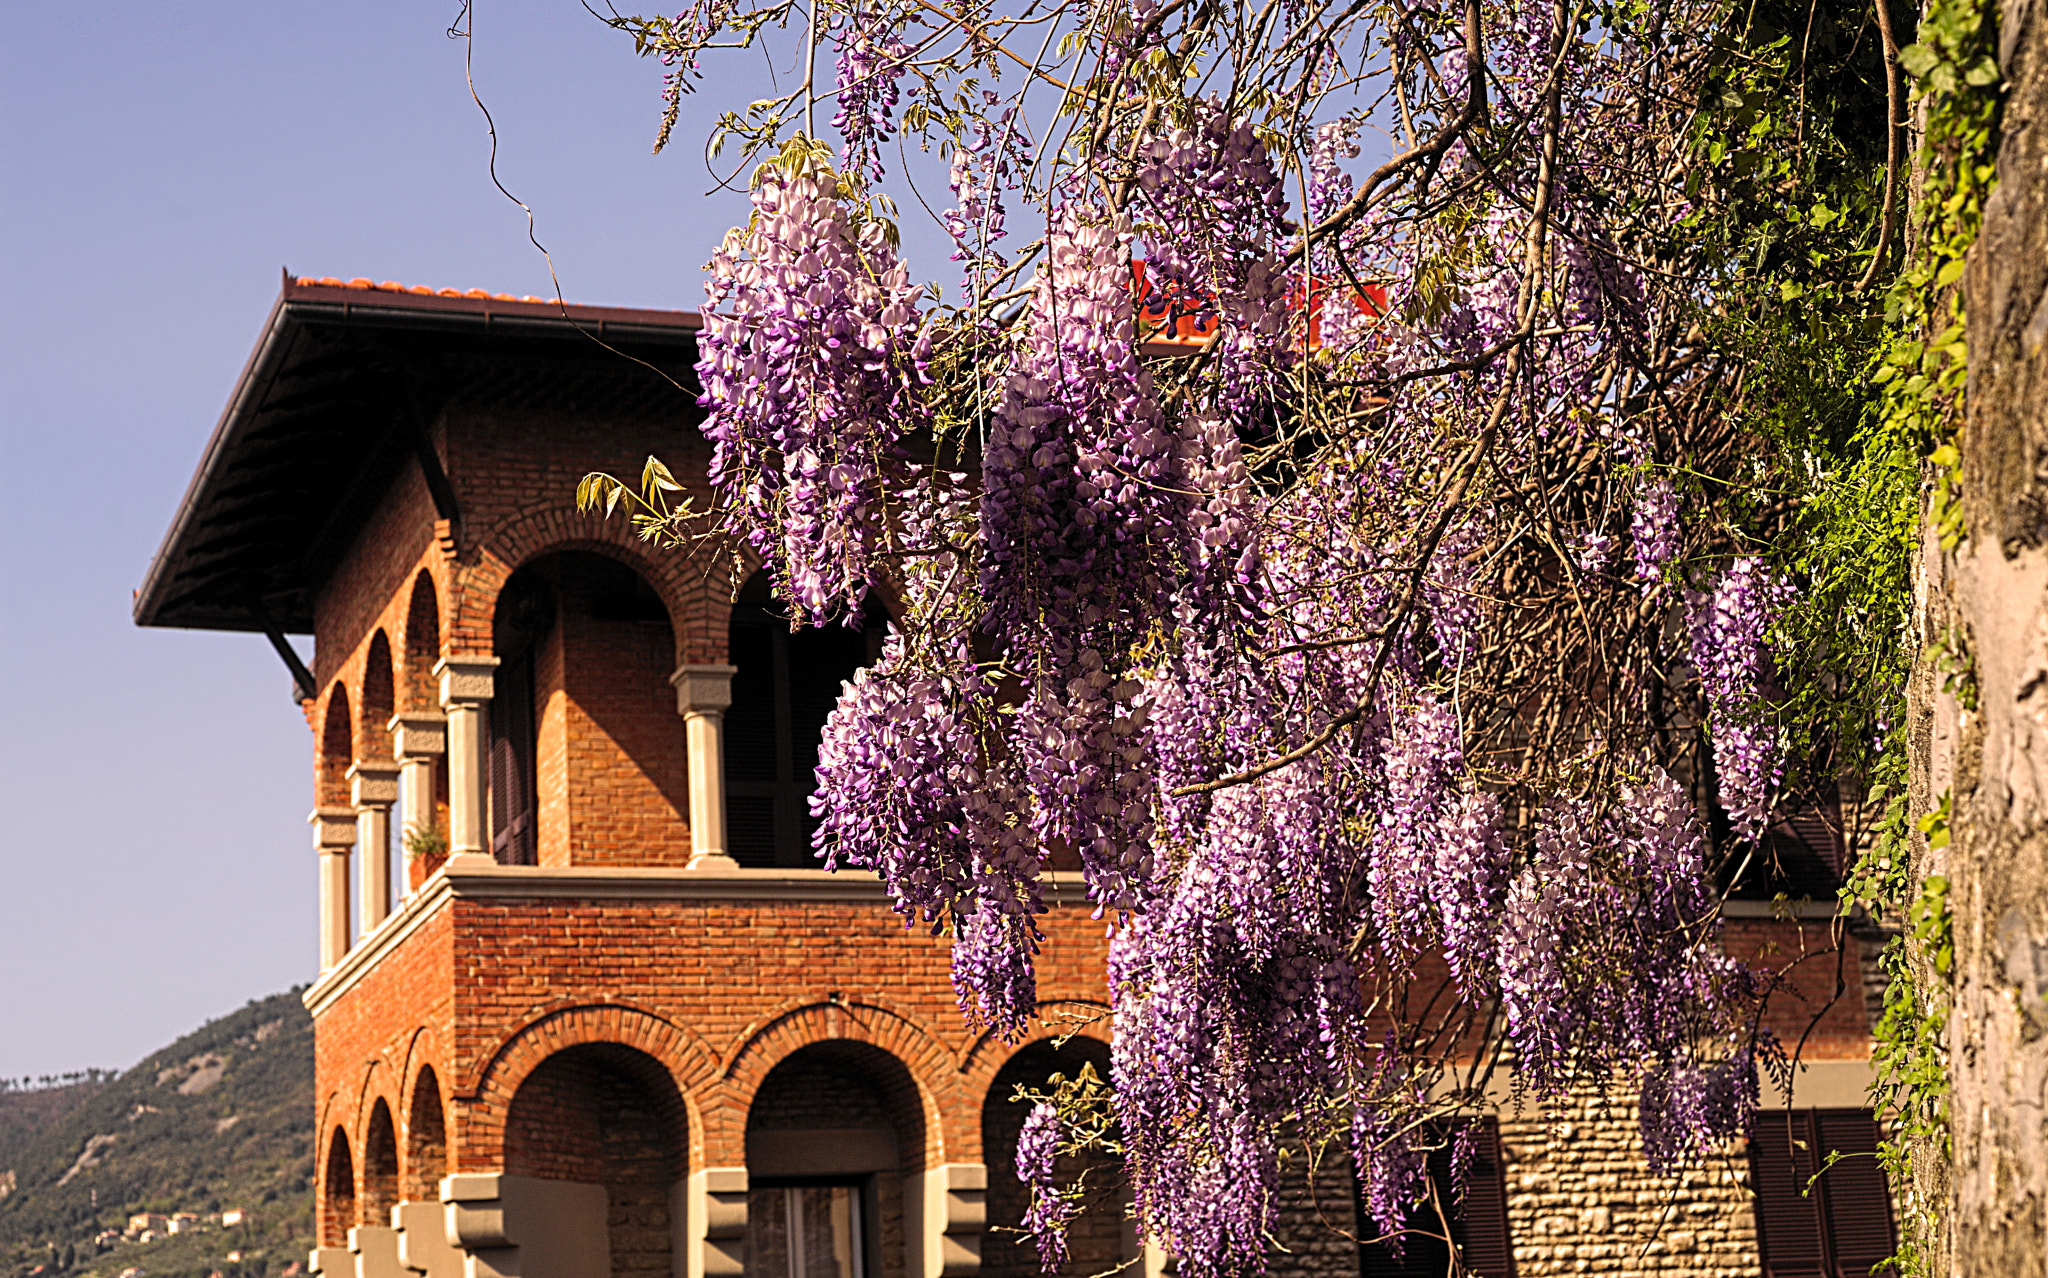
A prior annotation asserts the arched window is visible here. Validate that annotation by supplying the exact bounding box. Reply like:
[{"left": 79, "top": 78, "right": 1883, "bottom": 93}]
[
  {"left": 504, "top": 1043, "right": 689, "bottom": 1274},
  {"left": 362, "top": 1099, "right": 399, "bottom": 1228},
  {"left": 406, "top": 1066, "right": 448, "bottom": 1202},
  {"left": 726, "top": 572, "right": 886, "bottom": 867},
  {"left": 982, "top": 1039, "right": 1128, "bottom": 1278},
  {"left": 745, "top": 1042, "right": 928, "bottom": 1278},
  {"left": 322, "top": 1126, "right": 356, "bottom": 1246}
]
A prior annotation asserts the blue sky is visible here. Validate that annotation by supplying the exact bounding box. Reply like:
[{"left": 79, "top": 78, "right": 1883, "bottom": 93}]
[{"left": 0, "top": 0, "right": 952, "bottom": 1078}]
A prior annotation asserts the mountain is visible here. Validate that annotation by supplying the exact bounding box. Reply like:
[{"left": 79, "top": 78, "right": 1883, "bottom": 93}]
[{"left": 0, "top": 991, "right": 315, "bottom": 1278}]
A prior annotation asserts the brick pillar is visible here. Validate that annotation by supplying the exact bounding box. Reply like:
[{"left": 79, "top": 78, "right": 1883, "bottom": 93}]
[
  {"left": 349, "top": 760, "right": 400, "bottom": 933},
  {"left": 391, "top": 712, "right": 446, "bottom": 893},
  {"left": 309, "top": 807, "right": 358, "bottom": 971},
  {"left": 671, "top": 663, "right": 739, "bottom": 870},
  {"left": 435, "top": 656, "right": 499, "bottom": 869}
]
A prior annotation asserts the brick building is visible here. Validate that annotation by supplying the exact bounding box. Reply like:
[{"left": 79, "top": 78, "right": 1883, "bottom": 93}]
[{"left": 138, "top": 275, "right": 1895, "bottom": 1278}]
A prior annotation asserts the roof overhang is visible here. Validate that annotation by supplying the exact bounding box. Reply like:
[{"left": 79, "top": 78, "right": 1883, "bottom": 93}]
[{"left": 135, "top": 275, "right": 703, "bottom": 634}]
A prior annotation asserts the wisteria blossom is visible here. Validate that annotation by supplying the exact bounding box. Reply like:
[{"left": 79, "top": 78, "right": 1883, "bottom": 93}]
[{"left": 588, "top": 0, "right": 1832, "bottom": 1271}]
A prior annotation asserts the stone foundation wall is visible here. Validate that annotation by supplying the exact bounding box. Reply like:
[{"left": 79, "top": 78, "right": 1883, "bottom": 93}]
[{"left": 1499, "top": 1092, "right": 1755, "bottom": 1278}]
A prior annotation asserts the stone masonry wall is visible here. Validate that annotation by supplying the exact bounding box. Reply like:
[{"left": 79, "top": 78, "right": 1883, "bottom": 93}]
[{"left": 1499, "top": 1091, "right": 1755, "bottom": 1278}]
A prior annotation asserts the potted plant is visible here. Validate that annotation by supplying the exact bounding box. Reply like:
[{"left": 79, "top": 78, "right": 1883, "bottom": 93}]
[{"left": 404, "top": 822, "right": 449, "bottom": 889}]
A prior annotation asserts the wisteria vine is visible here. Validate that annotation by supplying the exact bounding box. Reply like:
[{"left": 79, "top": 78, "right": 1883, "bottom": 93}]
[{"left": 579, "top": 0, "right": 1880, "bottom": 1272}]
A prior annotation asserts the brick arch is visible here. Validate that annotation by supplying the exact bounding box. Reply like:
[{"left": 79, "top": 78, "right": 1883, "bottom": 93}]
[
  {"left": 321, "top": 1122, "right": 357, "bottom": 1246},
  {"left": 360, "top": 629, "right": 396, "bottom": 759},
  {"left": 717, "top": 998, "right": 962, "bottom": 1170},
  {"left": 399, "top": 565, "right": 446, "bottom": 713},
  {"left": 350, "top": 1062, "right": 400, "bottom": 1151},
  {"left": 316, "top": 683, "right": 353, "bottom": 807},
  {"left": 978, "top": 1034, "right": 1125, "bottom": 1278},
  {"left": 405, "top": 1063, "right": 450, "bottom": 1201},
  {"left": 461, "top": 1001, "right": 719, "bottom": 1171},
  {"left": 460, "top": 507, "right": 737, "bottom": 665},
  {"left": 361, "top": 1096, "right": 400, "bottom": 1228},
  {"left": 959, "top": 1002, "right": 1114, "bottom": 1098}
]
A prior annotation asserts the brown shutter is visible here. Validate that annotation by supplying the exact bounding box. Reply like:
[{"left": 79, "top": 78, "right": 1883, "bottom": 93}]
[
  {"left": 1814, "top": 1110, "right": 1895, "bottom": 1278},
  {"left": 488, "top": 647, "right": 537, "bottom": 865},
  {"left": 1452, "top": 1120, "right": 1515, "bottom": 1278},
  {"left": 1752, "top": 1112, "right": 1828, "bottom": 1278}
]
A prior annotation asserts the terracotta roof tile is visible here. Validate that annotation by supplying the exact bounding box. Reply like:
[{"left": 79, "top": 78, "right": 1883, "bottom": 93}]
[{"left": 294, "top": 275, "right": 555, "bottom": 305}]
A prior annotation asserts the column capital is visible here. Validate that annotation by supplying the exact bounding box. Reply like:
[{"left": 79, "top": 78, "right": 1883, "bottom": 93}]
[
  {"left": 671, "top": 663, "right": 738, "bottom": 716},
  {"left": 346, "top": 760, "right": 401, "bottom": 806},
  {"left": 308, "top": 807, "right": 358, "bottom": 851},
  {"left": 434, "top": 655, "right": 500, "bottom": 708},
  {"left": 388, "top": 712, "right": 447, "bottom": 758}
]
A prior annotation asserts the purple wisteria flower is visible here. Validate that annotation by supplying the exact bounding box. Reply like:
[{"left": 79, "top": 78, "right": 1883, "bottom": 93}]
[
  {"left": 696, "top": 154, "right": 926, "bottom": 624},
  {"left": 1687, "top": 558, "right": 1787, "bottom": 842},
  {"left": 1017, "top": 1102, "right": 1075, "bottom": 1274}
]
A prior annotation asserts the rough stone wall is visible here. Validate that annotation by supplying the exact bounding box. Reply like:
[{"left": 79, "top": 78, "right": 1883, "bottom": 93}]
[
  {"left": 1498, "top": 1091, "right": 1755, "bottom": 1278},
  {"left": 1936, "top": 0, "right": 2048, "bottom": 1268},
  {"left": 1267, "top": 1135, "right": 1360, "bottom": 1278}
]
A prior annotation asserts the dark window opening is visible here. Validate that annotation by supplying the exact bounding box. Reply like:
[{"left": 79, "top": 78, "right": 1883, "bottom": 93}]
[
  {"left": 747, "top": 1181, "right": 869, "bottom": 1278},
  {"left": 726, "top": 572, "right": 886, "bottom": 869},
  {"left": 1752, "top": 1109, "right": 1896, "bottom": 1278},
  {"left": 1359, "top": 1119, "right": 1514, "bottom": 1278},
  {"left": 1721, "top": 744, "right": 1850, "bottom": 901}
]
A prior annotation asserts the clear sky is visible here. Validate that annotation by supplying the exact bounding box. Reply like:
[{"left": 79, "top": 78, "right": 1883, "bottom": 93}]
[{"left": 0, "top": 0, "right": 962, "bottom": 1079}]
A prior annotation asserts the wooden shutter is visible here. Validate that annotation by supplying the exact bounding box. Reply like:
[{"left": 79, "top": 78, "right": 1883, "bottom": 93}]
[
  {"left": 1752, "top": 1112, "right": 1828, "bottom": 1278},
  {"left": 1452, "top": 1121, "right": 1514, "bottom": 1278},
  {"left": 1814, "top": 1111, "right": 1895, "bottom": 1278},
  {"left": 487, "top": 647, "right": 537, "bottom": 865}
]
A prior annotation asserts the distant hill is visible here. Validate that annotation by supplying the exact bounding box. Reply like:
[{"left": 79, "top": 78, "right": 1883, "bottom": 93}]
[{"left": 0, "top": 991, "right": 315, "bottom": 1278}]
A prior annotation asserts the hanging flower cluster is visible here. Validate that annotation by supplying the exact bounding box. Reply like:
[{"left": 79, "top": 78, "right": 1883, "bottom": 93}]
[
  {"left": 1688, "top": 558, "right": 1789, "bottom": 842},
  {"left": 696, "top": 152, "right": 926, "bottom": 623},
  {"left": 590, "top": 0, "right": 1843, "bottom": 1271}
]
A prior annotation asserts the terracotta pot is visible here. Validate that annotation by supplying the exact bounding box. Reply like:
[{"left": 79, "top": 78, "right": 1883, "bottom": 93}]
[{"left": 409, "top": 849, "right": 448, "bottom": 890}]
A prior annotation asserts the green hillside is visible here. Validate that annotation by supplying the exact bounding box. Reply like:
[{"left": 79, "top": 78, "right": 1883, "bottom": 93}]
[{"left": 0, "top": 992, "right": 315, "bottom": 1278}]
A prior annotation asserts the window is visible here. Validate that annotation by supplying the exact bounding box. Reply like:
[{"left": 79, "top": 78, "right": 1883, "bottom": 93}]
[
  {"left": 726, "top": 572, "right": 885, "bottom": 868},
  {"left": 1751, "top": 1109, "right": 1896, "bottom": 1278},
  {"left": 1359, "top": 1119, "right": 1514, "bottom": 1278},
  {"left": 748, "top": 1183, "right": 866, "bottom": 1278}
]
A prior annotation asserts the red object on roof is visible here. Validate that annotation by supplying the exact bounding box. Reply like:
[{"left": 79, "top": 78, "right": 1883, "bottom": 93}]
[{"left": 1130, "top": 260, "right": 1386, "bottom": 351}]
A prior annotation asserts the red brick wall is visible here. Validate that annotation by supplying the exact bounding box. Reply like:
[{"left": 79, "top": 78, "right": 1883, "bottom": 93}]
[
  {"left": 1725, "top": 918, "right": 1874, "bottom": 1060},
  {"left": 554, "top": 572, "right": 692, "bottom": 866},
  {"left": 314, "top": 896, "right": 1116, "bottom": 1212},
  {"left": 313, "top": 906, "right": 457, "bottom": 1223}
]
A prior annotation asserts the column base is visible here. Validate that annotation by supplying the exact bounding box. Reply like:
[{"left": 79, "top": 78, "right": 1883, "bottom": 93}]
[
  {"left": 686, "top": 851, "right": 741, "bottom": 871},
  {"left": 443, "top": 852, "right": 498, "bottom": 872}
]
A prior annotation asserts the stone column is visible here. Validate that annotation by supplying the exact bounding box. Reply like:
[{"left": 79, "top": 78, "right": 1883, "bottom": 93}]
[
  {"left": 671, "top": 663, "right": 739, "bottom": 870},
  {"left": 906, "top": 1163, "right": 986, "bottom": 1278},
  {"left": 309, "top": 807, "right": 358, "bottom": 972},
  {"left": 435, "top": 656, "right": 499, "bottom": 870},
  {"left": 390, "top": 712, "right": 446, "bottom": 893},
  {"left": 348, "top": 760, "right": 400, "bottom": 933}
]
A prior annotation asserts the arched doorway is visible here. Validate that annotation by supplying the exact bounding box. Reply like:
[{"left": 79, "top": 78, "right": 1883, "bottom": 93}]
[
  {"left": 745, "top": 1041, "right": 928, "bottom": 1278},
  {"left": 504, "top": 1042, "right": 689, "bottom": 1277},
  {"left": 982, "top": 1038, "right": 1128, "bottom": 1278},
  {"left": 725, "top": 571, "right": 887, "bottom": 867}
]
